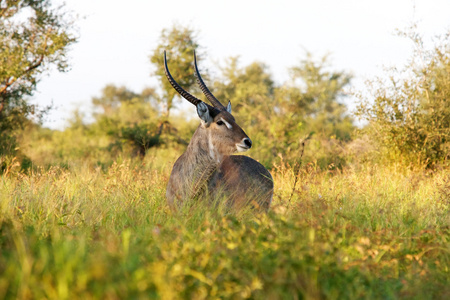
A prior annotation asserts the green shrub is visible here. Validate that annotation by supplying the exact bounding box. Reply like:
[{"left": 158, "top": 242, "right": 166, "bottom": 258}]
[{"left": 356, "top": 26, "right": 450, "bottom": 168}]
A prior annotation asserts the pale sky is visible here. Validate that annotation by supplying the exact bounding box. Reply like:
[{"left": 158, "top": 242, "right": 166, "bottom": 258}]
[{"left": 33, "top": 0, "right": 450, "bottom": 129}]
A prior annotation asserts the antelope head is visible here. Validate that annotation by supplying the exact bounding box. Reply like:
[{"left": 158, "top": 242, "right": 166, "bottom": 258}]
[{"left": 164, "top": 51, "right": 253, "bottom": 157}]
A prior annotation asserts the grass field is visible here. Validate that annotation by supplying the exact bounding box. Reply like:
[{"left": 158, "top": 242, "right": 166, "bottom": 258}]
[{"left": 1, "top": 156, "right": 449, "bottom": 299}]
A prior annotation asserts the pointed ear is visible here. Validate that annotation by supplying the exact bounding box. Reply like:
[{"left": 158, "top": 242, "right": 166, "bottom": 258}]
[
  {"left": 196, "top": 102, "right": 213, "bottom": 124},
  {"left": 226, "top": 101, "right": 232, "bottom": 113}
]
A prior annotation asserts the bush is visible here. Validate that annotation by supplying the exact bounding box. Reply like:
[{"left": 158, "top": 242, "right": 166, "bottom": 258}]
[{"left": 355, "top": 26, "right": 450, "bottom": 168}]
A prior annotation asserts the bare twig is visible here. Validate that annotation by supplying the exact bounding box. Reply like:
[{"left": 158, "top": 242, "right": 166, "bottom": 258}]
[{"left": 288, "top": 139, "right": 306, "bottom": 204}]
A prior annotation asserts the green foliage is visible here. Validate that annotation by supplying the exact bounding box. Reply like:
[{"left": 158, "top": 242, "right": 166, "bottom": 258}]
[
  {"left": 91, "top": 84, "right": 163, "bottom": 157},
  {"left": 212, "top": 54, "right": 354, "bottom": 169},
  {"left": 0, "top": 161, "right": 448, "bottom": 298},
  {"left": 0, "top": 0, "right": 77, "bottom": 156},
  {"left": 356, "top": 26, "right": 450, "bottom": 168},
  {"left": 212, "top": 58, "right": 277, "bottom": 166},
  {"left": 19, "top": 84, "right": 198, "bottom": 168},
  {"left": 30, "top": 27, "right": 356, "bottom": 170},
  {"left": 289, "top": 53, "right": 353, "bottom": 141},
  {"left": 3, "top": 20, "right": 450, "bottom": 295},
  {"left": 2, "top": 22, "right": 449, "bottom": 299},
  {"left": 278, "top": 53, "right": 354, "bottom": 169},
  {"left": 149, "top": 25, "right": 202, "bottom": 116}
]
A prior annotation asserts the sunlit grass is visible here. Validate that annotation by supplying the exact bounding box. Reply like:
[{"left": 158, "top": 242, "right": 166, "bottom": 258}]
[{"left": 0, "top": 159, "right": 449, "bottom": 299}]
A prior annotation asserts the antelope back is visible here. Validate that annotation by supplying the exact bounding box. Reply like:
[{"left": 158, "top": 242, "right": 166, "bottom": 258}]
[{"left": 208, "top": 155, "right": 273, "bottom": 211}]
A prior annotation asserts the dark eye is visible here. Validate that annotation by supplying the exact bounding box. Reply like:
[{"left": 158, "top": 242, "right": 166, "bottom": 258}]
[{"left": 216, "top": 120, "right": 224, "bottom": 126}]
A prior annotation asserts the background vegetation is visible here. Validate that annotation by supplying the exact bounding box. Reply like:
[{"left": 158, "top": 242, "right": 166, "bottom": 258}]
[{"left": 1, "top": 2, "right": 449, "bottom": 299}]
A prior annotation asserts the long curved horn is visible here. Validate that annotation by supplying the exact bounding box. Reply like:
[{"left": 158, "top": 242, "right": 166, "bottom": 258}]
[
  {"left": 164, "top": 51, "right": 202, "bottom": 106},
  {"left": 194, "top": 51, "right": 225, "bottom": 109}
]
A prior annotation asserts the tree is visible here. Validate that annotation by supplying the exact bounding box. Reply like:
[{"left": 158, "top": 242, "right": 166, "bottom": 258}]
[
  {"left": 287, "top": 53, "right": 353, "bottom": 140},
  {"left": 277, "top": 54, "right": 354, "bottom": 169},
  {"left": 212, "top": 55, "right": 353, "bottom": 168},
  {"left": 214, "top": 57, "right": 275, "bottom": 117},
  {"left": 149, "top": 25, "right": 202, "bottom": 117},
  {"left": 211, "top": 58, "right": 279, "bottom": 166},
  {"left": 0, "top": 0, "right": 76, "bottom": 154},
  {"left": 91, "top": 84, "right": 161, "bottom": 156},
  {"left": 92, "top": 84, "right": 154, "bottom": 117},
  {"left": 355, "top": 26, "right": 450, "bottom": 168}
]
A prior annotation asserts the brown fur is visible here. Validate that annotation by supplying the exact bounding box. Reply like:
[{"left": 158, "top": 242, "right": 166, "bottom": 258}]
[{"left": 166, "top": 110, "right": 273, "bottom": 211}]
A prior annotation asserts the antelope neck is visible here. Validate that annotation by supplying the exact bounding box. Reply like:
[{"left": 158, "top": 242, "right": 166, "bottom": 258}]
[{"left": 187, "top": 125, "right": 223, "bottom": 166}]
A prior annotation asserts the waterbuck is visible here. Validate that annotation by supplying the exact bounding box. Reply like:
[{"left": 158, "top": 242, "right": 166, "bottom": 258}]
[{"left": 164, "top": 51, "right": 273, "bottom": 211}]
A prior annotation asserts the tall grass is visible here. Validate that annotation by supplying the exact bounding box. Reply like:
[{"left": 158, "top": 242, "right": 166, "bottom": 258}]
[{"left": 0, "top": 158, "right": 449, "bottom": 299}]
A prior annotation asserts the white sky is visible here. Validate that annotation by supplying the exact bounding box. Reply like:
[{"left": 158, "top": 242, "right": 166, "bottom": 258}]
[{"left": 33, "top": 0, "right": 450, "bottom": 129}]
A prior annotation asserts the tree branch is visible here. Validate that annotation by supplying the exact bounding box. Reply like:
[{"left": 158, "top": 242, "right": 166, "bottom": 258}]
[{"left": 0, "top": 77, "right": 14, "bottom": 115}]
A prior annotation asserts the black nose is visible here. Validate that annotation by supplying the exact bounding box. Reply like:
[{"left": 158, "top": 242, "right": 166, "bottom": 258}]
[{"left": 244, "top": 138, "right": 252, "bottom": 148}]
